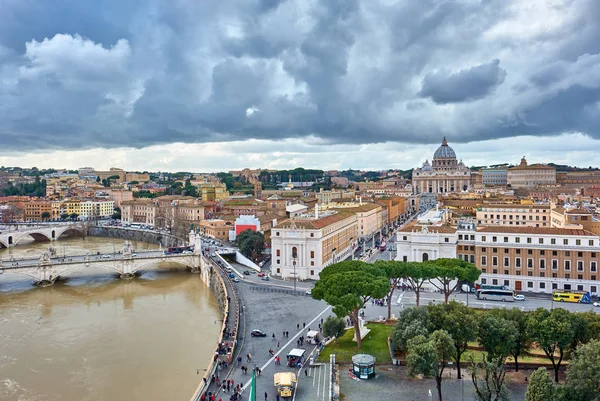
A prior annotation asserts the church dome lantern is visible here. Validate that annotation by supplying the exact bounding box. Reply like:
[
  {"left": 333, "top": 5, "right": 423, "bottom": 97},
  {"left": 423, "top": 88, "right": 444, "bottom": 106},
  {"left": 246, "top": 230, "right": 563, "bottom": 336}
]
[{"left": 433, "top": 137, "right": 457, "bottom": 160}]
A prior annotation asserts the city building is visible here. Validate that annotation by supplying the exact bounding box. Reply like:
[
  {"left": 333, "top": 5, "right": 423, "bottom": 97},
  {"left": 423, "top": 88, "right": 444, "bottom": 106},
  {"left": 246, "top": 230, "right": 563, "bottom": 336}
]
[
  {"left": 475, "top": 226, "right": 600, "bottom": 294},
  {"left": 396, "top": 223, "right": 458, "bottom": 263},
  {"left": 556, "top": 170, "right": 600, "bottom": 189},
  {"left": 107, "top": 189, "right": 133, "bottom": 209},
  {"left": 198, "top": 219, "right": 232, "bottom": 241},
  {"left": 121, "top": 199, "right": 157, "bottom": 226},
  {"left": 481, "top": 167, "right": 508, "bottom": 187},
  {"left": 234, "top": 215, "right": 261, "bottom": 235},
  {"left": 79, "top": 200, "right": 115, "bottom": 219},
  {"left": 271, "top": 210, "right": 358, "bottom": 280},
  {"left": 329, "top": 201, "right": 383, "bottom": 238},
  {"left": 507, "top": 157, "right": 556, "bottom": 188},
  {"left": 195, "top": 182, "right": 229, "bottom": 202},
  {"left": 412, "top": 138, "right": 471, "bottom": 194},
  {"left": 316, "top": 188, "right": 356, "bottom": 205},
  {"left": 476, "top": 204, "right": 551, "bottom": 227}
]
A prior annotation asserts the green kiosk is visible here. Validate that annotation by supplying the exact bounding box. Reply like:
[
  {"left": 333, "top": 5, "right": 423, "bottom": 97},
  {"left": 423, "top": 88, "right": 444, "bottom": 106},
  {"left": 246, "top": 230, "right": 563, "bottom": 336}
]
[{"left": 352, "top": 354, "right": 376, "bottom": 379}]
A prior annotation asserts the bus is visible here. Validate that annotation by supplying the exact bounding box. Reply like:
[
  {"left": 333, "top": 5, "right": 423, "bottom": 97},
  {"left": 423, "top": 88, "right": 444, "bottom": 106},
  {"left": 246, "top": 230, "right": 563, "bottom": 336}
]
[
  {"left": 476, "top": 289, "right": 515, "bottom": 302},
  {"left": 552, "top": 290, "right": 591, "bottom": 304}
]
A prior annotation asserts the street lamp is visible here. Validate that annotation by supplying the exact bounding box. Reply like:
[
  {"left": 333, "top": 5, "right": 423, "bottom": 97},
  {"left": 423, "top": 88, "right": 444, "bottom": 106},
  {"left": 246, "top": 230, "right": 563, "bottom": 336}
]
[{"left": 331, "top": 247, "right": 337, "bottom": 265}]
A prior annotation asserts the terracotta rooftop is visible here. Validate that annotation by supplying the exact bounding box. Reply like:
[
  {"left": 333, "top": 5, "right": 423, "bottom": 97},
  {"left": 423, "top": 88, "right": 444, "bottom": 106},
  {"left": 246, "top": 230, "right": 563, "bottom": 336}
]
[
  {"left": 477, "top": 226, "right": 597, "bottom": 236},
  {"left": 508, "top": 164, "right": 556, "bottom": 171},
  {"left": 481, "top": 204, "right": 549, "bottom": 209},
  {"left": 565, "top": 208, "right": 592, "bottom": 214},
  {"left": 333, "top": 203, "right": 381, "bottom": 213},
  {"left": 274, "top": 211, "right": 355, "bottom": 230}
]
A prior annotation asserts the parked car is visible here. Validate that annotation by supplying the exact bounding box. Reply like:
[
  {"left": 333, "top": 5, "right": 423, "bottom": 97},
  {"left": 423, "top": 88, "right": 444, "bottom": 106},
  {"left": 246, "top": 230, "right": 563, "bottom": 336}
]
[
  {"left": 261, "top": 276, "right": 270, "bottom": 281},
  {"left": 232, "top": 277, "right": 240, "bottom": 283},
  {"left": 258, "top": 273, "right": 265, "bottom": 277},
  {"left": 513, "top": 295, "right": 526, "bottom": 301},
  {"left": 250, "top": 329, "right": 267, "bottom": 337},
  {"left": 101, "top": 254, "right": 111, "bottom": 259},
  {"left": 182, "top": 250, "right": 193, "bottom": 254},
  {"left": 229, "top": 273, "right": 235, "bottom": 278},
  {"left": 593, "top": 301, "right": 600, "bottom": 307},
  {"left": 305, "top": 289, "right": 312, "bottom": 296},
  {"left": 243, "top": 270, "right": 251, "bottom": 275}
]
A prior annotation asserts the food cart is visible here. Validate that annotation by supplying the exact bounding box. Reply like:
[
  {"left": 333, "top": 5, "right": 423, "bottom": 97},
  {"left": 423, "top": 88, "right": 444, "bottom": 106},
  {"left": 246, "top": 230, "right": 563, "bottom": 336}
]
[{"left": 306, "top": 330, "right": 320, "bottom": 345}]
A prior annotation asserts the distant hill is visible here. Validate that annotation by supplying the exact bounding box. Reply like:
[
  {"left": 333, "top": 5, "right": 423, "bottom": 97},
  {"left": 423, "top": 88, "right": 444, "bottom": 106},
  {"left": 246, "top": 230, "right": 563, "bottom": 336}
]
[{"left": 547, "top": 163, "right": 600, "bottom": 172}]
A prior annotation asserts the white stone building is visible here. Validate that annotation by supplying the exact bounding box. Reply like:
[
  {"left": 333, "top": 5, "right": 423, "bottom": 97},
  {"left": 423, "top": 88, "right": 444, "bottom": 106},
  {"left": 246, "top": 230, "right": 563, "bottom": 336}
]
[{"left": 412, "top": 138, "right": 471, "bottom": 194}]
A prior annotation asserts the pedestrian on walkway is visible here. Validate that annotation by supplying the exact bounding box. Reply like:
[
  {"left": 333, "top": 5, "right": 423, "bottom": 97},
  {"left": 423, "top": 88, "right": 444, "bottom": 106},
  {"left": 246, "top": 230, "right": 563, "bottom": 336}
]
[
  {"left": 297, "top": 323, "right": 299, "bottom": 329},
  {"left": 272, "top": 333, "right": 275, "bottom": 340},
  {"left": 276, "top": 395, "right": 280, "bottom": 401},
  {"left": 264, "top": 392, "right": 268, "bottom": 400},
  {"left": 303, "top": 322, "right": 306, "bottom": 328},
  {"left": 277, "top": 341, "right": 280, "bottom": 349},
  {"left": 305, "top": 369, "right": 308, "bottom": 377}
]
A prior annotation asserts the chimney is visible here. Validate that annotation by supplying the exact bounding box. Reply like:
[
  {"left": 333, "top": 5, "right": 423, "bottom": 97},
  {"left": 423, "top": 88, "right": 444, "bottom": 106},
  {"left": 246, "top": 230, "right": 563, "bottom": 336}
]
[{"left": 315, "top": 203, "right": 319, "bottom": 219}]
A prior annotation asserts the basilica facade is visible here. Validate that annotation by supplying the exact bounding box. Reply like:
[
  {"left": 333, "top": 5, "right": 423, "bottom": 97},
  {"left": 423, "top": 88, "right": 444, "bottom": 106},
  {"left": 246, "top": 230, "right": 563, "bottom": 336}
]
[{"left": 412, "top": 138, "right": 471, "bottom": 194}]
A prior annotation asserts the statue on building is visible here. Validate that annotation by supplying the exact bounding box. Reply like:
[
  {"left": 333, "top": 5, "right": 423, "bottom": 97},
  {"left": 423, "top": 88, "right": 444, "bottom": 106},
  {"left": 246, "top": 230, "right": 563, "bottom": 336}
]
[{"left": 123, "top": 240, "right": 133, "bottom": 256}]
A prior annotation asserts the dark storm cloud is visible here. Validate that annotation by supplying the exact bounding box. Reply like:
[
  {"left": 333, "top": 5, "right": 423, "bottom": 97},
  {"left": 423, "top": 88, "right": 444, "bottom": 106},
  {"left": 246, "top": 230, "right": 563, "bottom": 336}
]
[
  {"left": 1, "top": 0, "right": 600, "bottom": 151},
  {"left": 419, "top": 60, "right": 507, "bottom": 104}
]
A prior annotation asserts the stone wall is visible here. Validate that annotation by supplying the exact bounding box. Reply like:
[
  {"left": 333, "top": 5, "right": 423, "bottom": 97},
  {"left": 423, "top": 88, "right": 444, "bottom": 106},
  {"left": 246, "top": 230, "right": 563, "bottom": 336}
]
[{"left": 88, "top": 226, "right": 186, "bottom": 247}]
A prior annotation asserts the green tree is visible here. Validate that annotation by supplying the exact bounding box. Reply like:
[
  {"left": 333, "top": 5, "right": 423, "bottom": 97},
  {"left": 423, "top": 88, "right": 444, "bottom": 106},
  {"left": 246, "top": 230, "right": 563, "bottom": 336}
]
[
  {"left": 406, "top": 330, "right": 456, "bottom": 401},
  {"left": 69, "top": 213, "right": 79, "bottom": 220},
  {"left": 428, "top": 301, "right": 478, "bottom": 379},
  {"left": 312, "top": 261, "right": 389, "bottom": 348},
  {"left": 491, "top": 308, "right": 533, "bottom": 372},
  {"left": 60, "top": 213, "right": 69, "bottom": 220},
  {"left": 322, "top": 316, "right": 346, "bottom": 342},
  {"left": 478, "top": 314, "right": 518, "bottom": 362},
  {"left": 41, "top": 211, "right": 51, "bottom": 221},
  {"left": 96, "top": 176, "right": 100, "bottom": 182},
  {"left": 428, "top": 258, "right": 481, "bottom": 303},
  {"left": 391, "top": 307, "right": 429, "bottom": 354},
  {"left": 112, "top": 207, "right": 121, "bottom": 220},
  {"left": 374, "top": 260, "right": 407, "bottom": 319},
  {"left": 525, "top": 368, "right": 555, "bottom": 401},
  {"left": 404, "top": 262, "right": 437, "bottom": 306},
  {"left": 236, "top": 230, "right": 265, "bottom": 261},
  {"left": 469, "top": 355, "right": 511, "bottom": 401},
  {"left": 528, "top": 308, "right": 575, "bottom": 383},
  {"left": 565, "top": 339, "right": 600, "bottom": 401}
]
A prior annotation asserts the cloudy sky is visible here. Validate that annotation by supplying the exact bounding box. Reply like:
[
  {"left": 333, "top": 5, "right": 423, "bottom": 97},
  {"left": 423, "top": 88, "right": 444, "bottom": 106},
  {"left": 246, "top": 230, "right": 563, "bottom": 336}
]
[{"left": 1, "top": 0, "right": 600, "bottom": 172}]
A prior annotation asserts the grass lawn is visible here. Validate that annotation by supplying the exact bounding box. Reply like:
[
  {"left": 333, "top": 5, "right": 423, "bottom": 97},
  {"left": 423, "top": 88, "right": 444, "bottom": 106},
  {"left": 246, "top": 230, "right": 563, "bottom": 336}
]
[{"left": 318, "top": 323, "right": 393, "bottom": 364}]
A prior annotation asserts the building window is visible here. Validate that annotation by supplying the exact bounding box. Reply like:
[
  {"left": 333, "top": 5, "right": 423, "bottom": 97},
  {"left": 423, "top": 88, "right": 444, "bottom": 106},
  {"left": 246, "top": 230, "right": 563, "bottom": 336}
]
[
  {"left": 516, "top": 249, "right": 521, "bottom": 254},
  {"left": 277, "top": 268, "right": 280, "bottom": 273},
  {"left": 504, "top": 257, "right": 510, "bottom": 267},
  {"left": 552, "top": 260, "right": 558, "bottom": 270},
  {"left": 577, "top": 261, "right": 583, "bottom": 271},
  {"left": 578, "top": 252, "right": 583, "bottom": 258},
  {"left": 276, "top": 232, "right": 280, "bottom": 236},
  {"left": 515, "top": 258, "right": 521, "bottom": 268},
  {"left": 576, "top": 239, "right": 581, "bottom": 246},
  {"left": 551, "top": 238, "right": 556, "bottom": 245},
  {"left": 540, "top": 250, "right": 545, "bottom": 256},
  {"left": 515, "top": 237, "right": 520, "bottom": 243},
  {"left": 565, "top": 260, "right": 571, "bottom": 270},
  {"left": 540, "top": 259, "right": 546, "bottom": 269},
  {"left": 403, "top": 256, "right": 408, "bottom": 262},
  {"left": 310, "top": 251, "right": 315, "bottom": 258},
  {"left": 563, "top": 239, "right": 568, "bottom": 245},
  {"left": 403, "top": 236, "right": 407, "bottom": 241},
  {"left": 540, "top": 282, "right": 546, "bottom": 289},
  {"left": 592, "top": 285, "right": 597, "bottom": 293},
  {"left": 492, "top": 236, "right": 497, "bottom": 242},
  {"left": 459, "top": 235, "right": 463, "bottom": 240},
  {"left": 470, "top": 255, "right": 475, "bottom": 263},
  {"left": 565, "top": 251, "right": 571, "bottom": 257},
  {"left": 504, "top": 237, "right": 508, "bottom": 243},
  {"left": 552, "top": 250, "right": 558, "bottom": 256},
  {"left": 590, "top": 240, "right": 595, "bottom": 246},
  {"left": 482, "top": 247, "right": 487, "bottom": 252},
  {"left": 504, "top": 248, "right": 509, "bottom": 254},
  {"left": 527, "top": 258, "right": 533, "bottom": 268},
  {"left": 539, "top": 238, "right": 543, "bottom": 244},
  {"left": 528, "top": 249, "right": 533, "bottom": 255},
  {"left": 527, "top": 237, "right": 532, "bottom": 244},
  {"left": 276, "top": 249, "right": 281, "bottom": 257},
  {"left": 481, "top": 278, "right": 487, "bottom": 284},
  {"left": 310, "top": 233, "right": 314, "bottom": 238},
  {"left": 310, "top": 270, "right": 314, "bottom": 276},
  {"left": 445, "top": 237, "right": 449, "bottom": 243},
  {"left": 481, "top": 256, "right": 487, "bottom": 266},
  {"left": 277, "top": 259, "right": 280, "bottom": 264},
  {"left": 492, "top": 269, "right": 498, "bottom": 274},
  {"left": 292, "top": 247, "right": 298, "bottom": 259},
  {"left": 504, "top": 269, "right": 509, "bottom": 275},
  {"left": 540, "top": 272, "right": 545, "bottom": 277},
  {"left": 527, "top": 282, "right": 534, "bottom": 288},
  {"left": 482, "top": 236, "right": 486, "bottom": 242},
  {"left": 492, "top": 257, "right": 498, "bottom": 266},
  {"left": 516, "top": 271, "right": 521, "bottom": 276},
  {"left": 592, "top": 261, "right": 597, "bottom": 272},
  {"left": 311, "top": 261, "right": 315, "bottom": 266},
  {"left": 493, "top": 248, "right": 498, "bottom": 253}
]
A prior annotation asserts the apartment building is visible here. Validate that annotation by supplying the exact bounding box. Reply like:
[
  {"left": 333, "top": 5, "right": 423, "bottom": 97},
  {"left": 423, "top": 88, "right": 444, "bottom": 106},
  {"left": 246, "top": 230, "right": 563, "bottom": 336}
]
[
  {"left": 507, "top": 157, "right": 556, "bottom": 188},
  {"left": 330, "top": 202, "right": 383, "bottom": 238},
  {"left": 198, "top": 219, "right": 231, "bottom": 241},
  {"left": 481, "top": 167, "right": 508, "bottom": 186},
  {"left": 121, "top": 199, "right": 157, "bottom": 225},
  {"left": 79, "top": 200, "right": 115, "bottom": 219},
  {"left": 476, "top": 204, "right": 551, "bottom": 227},
  {"left": 475, "top": 226, "right": 600, "bottom": 294},
  {"left": 271, "top": 211, "right": 358, "bottom": 280}
]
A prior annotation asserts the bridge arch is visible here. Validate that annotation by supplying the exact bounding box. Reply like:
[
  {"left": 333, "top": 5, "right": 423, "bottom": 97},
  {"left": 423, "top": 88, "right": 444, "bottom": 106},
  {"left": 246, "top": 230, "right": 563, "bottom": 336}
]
[
  {"left": 13, "top": 231, "right": 53, "bottom": 246},
  {"left": 0, "top": 238, "right": 8, "bottom": 249},
  {"left": 55, "top": 227, "right": 86, "bottom": 240},
  {"left": 54, "top": 263, "right": 124, "bottom": 277},
  {"left": 130, "top": 258, "right": 196, "bottom": 274},
  {"left": 0, "top": 269, "right": 42, "bottom": 282}
]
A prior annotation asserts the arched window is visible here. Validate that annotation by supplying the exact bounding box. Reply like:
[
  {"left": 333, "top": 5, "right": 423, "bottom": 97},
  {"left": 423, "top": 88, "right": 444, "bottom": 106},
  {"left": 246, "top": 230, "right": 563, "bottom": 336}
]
[
  {"left": 292, "top": 246, "right": 298, "bottom": 259},
  {"left": 422, "top": 253, "right": 429, "bottom": 262}
]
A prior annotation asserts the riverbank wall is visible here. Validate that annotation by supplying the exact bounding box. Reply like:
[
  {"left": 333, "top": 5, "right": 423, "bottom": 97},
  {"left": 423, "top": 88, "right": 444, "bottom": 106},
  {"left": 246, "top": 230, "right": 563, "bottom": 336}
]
[{"left": 88, "top": 227, "right": 186, "bottom": 248}]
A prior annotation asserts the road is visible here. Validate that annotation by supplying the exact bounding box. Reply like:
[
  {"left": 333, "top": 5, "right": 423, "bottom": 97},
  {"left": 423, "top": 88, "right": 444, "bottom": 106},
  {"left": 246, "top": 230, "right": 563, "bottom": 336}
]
[{"left": 359, "top": 289, "right": 600, "bottom": 322}]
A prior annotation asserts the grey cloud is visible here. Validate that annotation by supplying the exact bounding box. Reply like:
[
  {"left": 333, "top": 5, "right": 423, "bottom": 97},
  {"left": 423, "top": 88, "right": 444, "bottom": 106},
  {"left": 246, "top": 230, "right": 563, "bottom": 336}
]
[
  {"left": 1, "top": 0, "right": 600, "bottom": 153},
  {"left": 419, "top": 60, "right": 507, "bottom": 104}
]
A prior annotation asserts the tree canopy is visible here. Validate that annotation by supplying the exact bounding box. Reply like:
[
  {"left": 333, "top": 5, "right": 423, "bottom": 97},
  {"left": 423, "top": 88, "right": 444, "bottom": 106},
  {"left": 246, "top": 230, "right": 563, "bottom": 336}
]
[
  {"left": 428, "top": 258, "right": 481, "bottom": 303},
  {"left": 565, "top": 339, "right": 600, "bottom": 401},
  {"left": 478, "top": 314, "right": 518, "bottom": 362},
  {"left": 236, "top": 229, "right": 264, "bottom": 261},
  {"left": 312, "top": 261, "right": 389, "bottom": 348}
]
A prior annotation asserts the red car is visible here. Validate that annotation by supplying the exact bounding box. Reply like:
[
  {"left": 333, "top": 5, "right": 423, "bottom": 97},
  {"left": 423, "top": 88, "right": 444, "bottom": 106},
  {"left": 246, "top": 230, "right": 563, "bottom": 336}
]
[{"left": 258, "top": 273, "right": 265, "bottom": 277}]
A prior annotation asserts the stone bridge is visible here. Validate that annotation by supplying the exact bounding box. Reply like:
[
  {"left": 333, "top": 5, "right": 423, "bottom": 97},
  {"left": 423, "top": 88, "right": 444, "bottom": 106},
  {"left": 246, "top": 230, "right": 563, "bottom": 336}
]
[
  {"left": 0, "top": 233, "right": 215, "bottom": 286},
  {"left": 0, "top": 224, "right": 87, "bottom": 248}
]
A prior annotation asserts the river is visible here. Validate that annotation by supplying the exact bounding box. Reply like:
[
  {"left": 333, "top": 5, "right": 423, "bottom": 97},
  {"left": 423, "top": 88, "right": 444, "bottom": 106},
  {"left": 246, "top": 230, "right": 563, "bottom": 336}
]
[{"left": 0, "top": 236, "right": 221, "bottom": 401}]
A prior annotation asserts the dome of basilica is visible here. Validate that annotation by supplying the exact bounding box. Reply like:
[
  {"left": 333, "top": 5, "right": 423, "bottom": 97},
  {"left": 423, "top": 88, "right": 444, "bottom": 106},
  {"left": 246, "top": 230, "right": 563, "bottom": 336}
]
[{"left": 433, "top": 137, "right": 456, "bottom": 159}]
